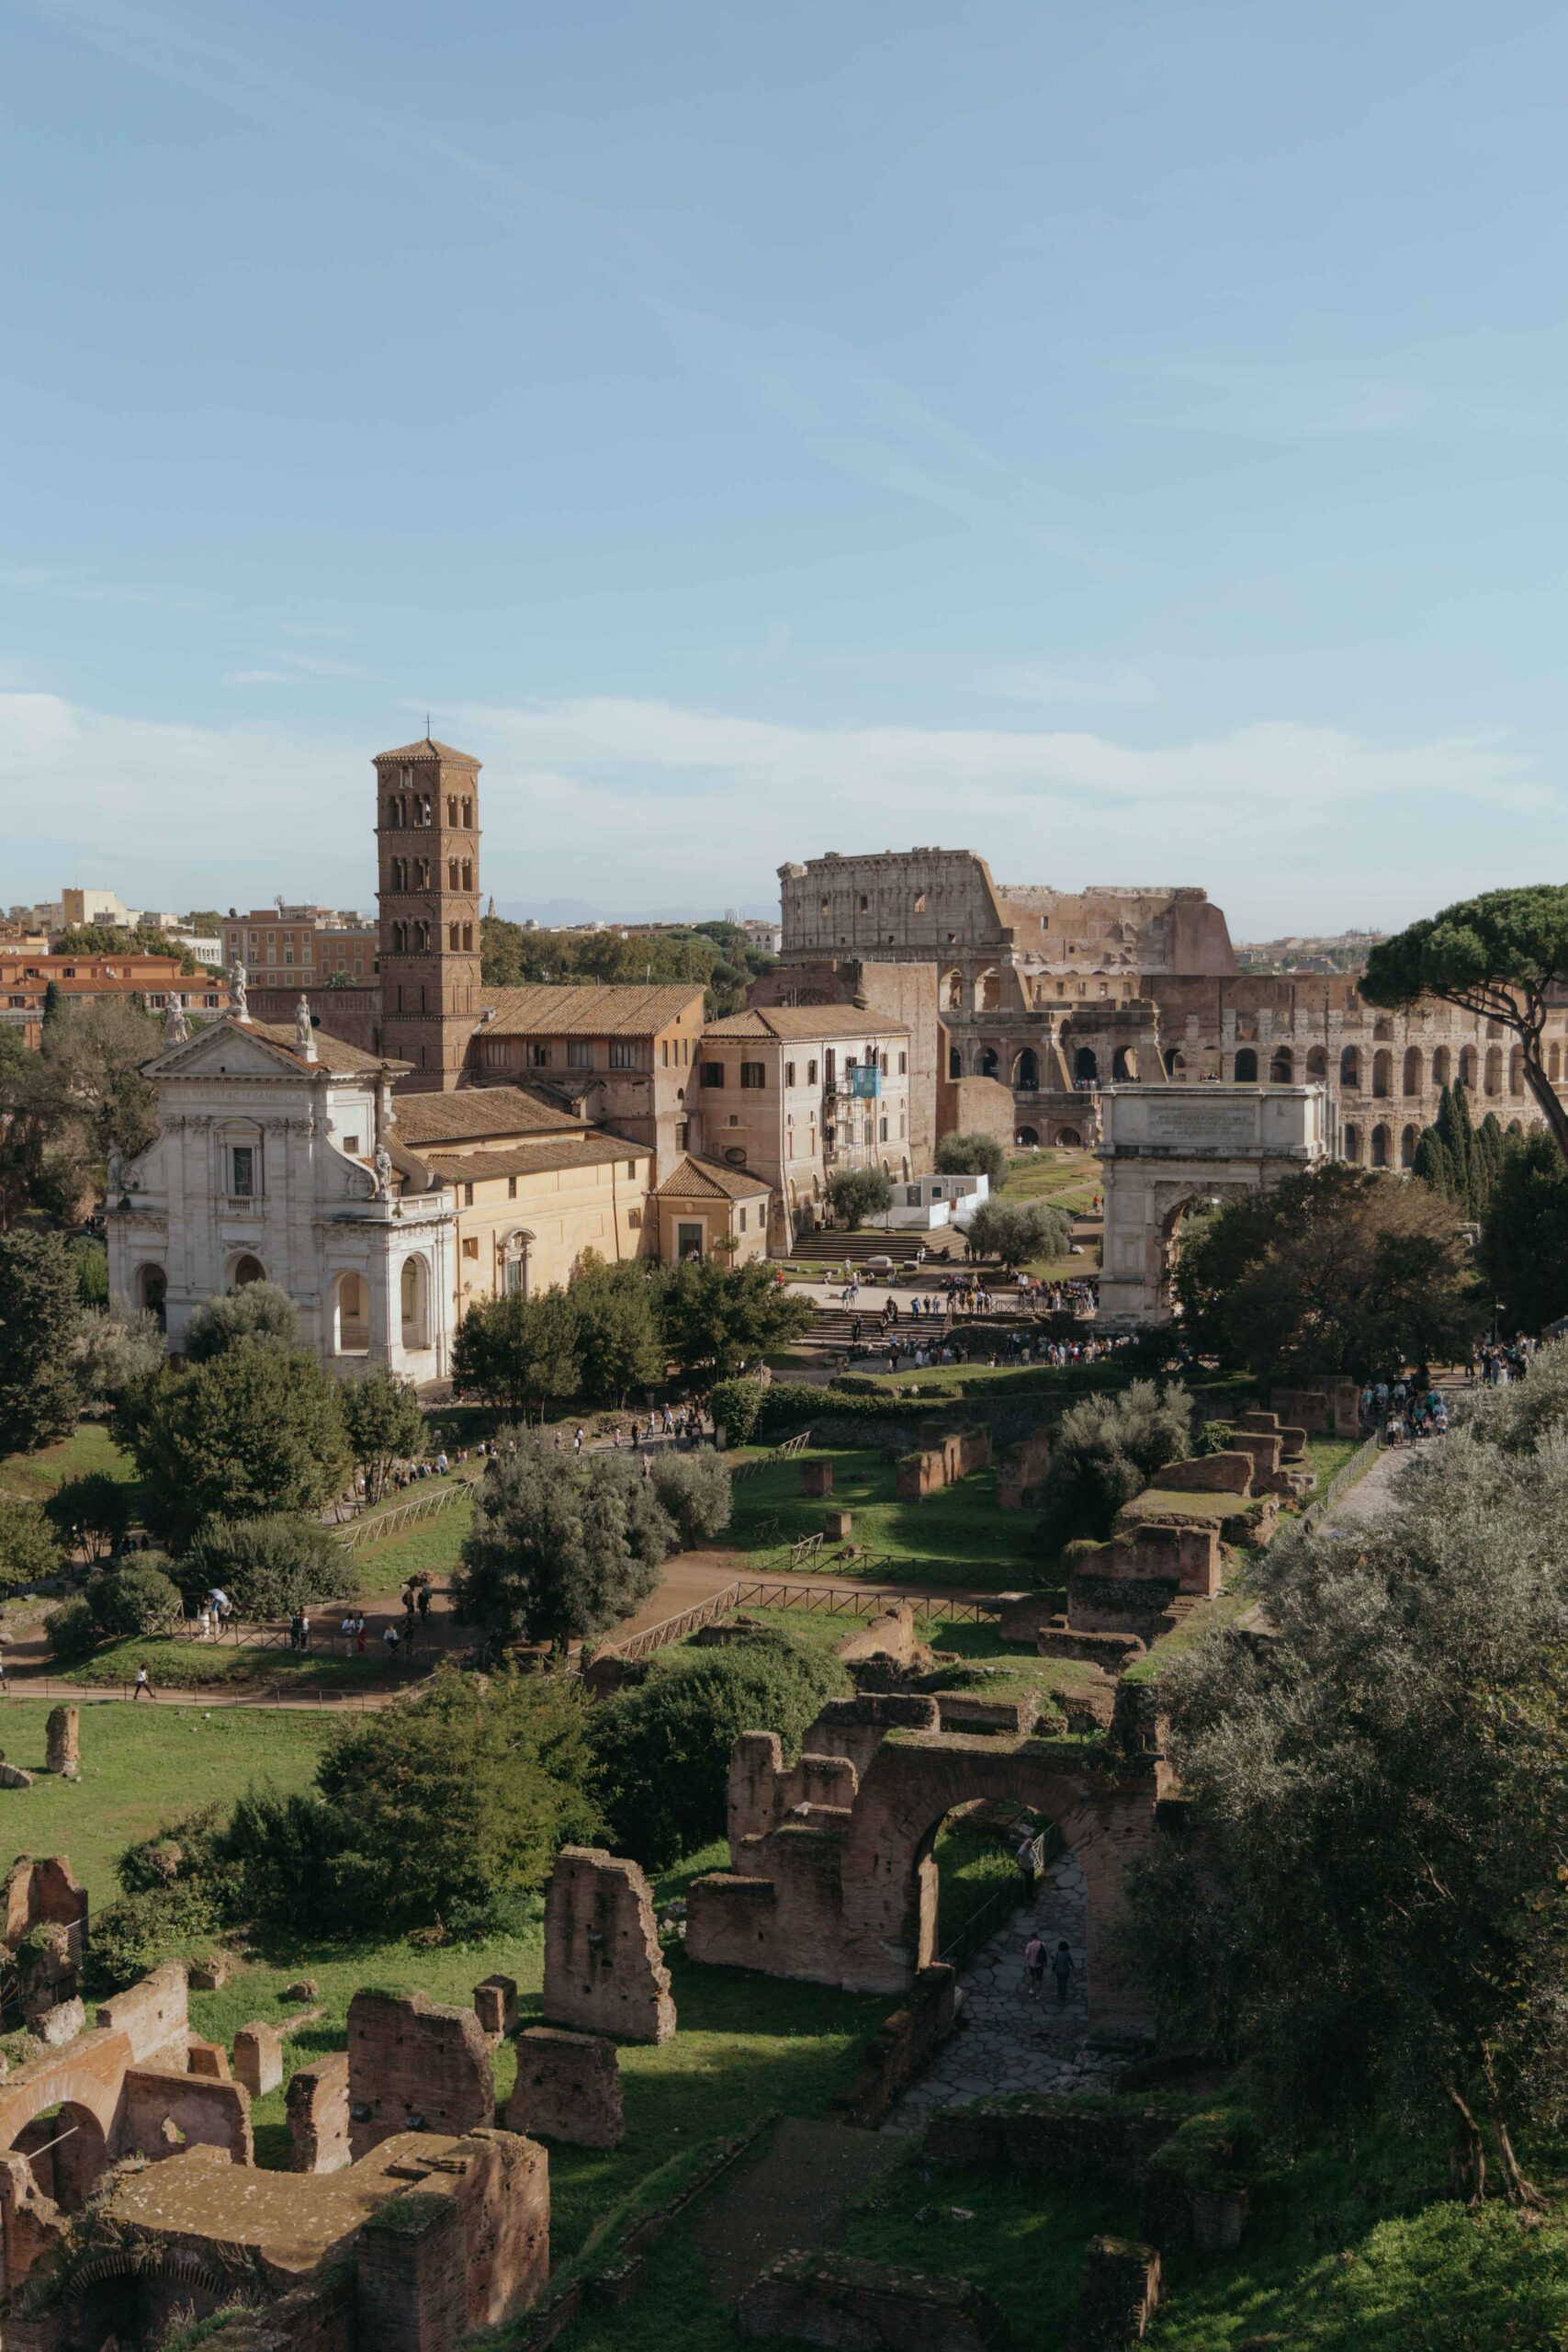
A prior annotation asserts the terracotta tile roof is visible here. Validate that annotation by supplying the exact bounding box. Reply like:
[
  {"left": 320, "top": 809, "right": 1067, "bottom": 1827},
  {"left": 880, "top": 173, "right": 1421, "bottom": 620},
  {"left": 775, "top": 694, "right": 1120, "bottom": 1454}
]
[
  {"left": 481, "top": 982, "right": 705, "bottom": 1038},
  {"left": 390, "top": 1086, "right": 579, "bottom": 1146},
  {"left": 655, "top": 1154, "right": 773, "bottom": 1201},
  {"left": 423, "top": 1136, "right": 651, "bottom": 1182},
  {"left": 701, "top": 1004, "right": 908, "bottom": 1041},
  {"left": 373, "top": 736, "right": 481, "bottom": 766},
  {"left": 243, "top": 1019, "right": 403, "bottom": 1076}
]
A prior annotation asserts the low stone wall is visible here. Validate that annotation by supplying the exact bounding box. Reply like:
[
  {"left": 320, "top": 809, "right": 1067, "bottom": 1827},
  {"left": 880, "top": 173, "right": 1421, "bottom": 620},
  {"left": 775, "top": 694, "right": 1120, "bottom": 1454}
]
[
  {"left": 1067, "top": 1575, "right": 1179, "bottom": 1636},
  {"left": 924, "top": 2093, "right": 1187, "bottom": 2183},
  {"left": 121, "top": 2066, "right": 254, "bottom": 2165},
  {"left": 1271, "top": 1378, "right": 1359, "bottom": 1437},
  {"left": 895, "top": 1428, "right": 992, "bottom": 1502},
  {"left": 1156, "top": 1452, "right": 1253, "bottom": 1497},
  {"left": 738, "top": 2253, "right": 1010, "bottom": 2351},
  {"left": 843, "top": 1963, "right": 960, "bottom": 2129},
  {"left": 996, "top": 1427, "right": 1054, "bottom": 1510},
  {"left": 834, "top": 1603, "right": 923, "bottom": 1672},
  {"left": 506, "top": 2025, "right": 623, "bottom": 2149}
]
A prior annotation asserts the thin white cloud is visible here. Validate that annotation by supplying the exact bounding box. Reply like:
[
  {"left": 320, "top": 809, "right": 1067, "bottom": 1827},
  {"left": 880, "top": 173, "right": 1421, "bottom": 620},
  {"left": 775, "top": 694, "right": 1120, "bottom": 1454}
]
[{"left": 984, "top": 664, "right": 1161, "bottom": 707}]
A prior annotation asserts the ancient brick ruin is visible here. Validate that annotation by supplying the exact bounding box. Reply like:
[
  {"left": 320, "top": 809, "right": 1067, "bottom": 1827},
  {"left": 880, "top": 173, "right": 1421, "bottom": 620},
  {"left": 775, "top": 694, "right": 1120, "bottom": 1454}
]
[
  {"left": 345, "top": 1987, "right": 494, "bottom": 2157},
  {"left": 688, "top": 1696, "right": 1159, "bottom": 2036},
  {"left": 506, "top": 2025, "right": 625, "bottom": 2149},
  {"left": 894, "top": 1427, "right": 991, "bottom": 1502},
  {"left": 542, "top": 1847, "right": 676, "bottom": 2044},
  {"left": 287, "top": 2051, "right": 352, "bottom": 2175}
]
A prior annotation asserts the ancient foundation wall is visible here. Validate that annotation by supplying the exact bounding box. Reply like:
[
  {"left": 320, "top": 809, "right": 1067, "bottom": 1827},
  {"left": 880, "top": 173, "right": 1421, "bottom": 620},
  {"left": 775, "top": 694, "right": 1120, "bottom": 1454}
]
[{"left": 288, "top": 2052, "right": 351, "bottom": 2174}]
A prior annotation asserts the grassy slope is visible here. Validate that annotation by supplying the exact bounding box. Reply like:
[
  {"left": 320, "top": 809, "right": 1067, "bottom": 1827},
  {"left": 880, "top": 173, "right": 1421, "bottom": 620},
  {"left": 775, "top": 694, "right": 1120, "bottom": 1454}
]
[{"left": 0, "top": 1422, "right": 138, "bottom": 1500}]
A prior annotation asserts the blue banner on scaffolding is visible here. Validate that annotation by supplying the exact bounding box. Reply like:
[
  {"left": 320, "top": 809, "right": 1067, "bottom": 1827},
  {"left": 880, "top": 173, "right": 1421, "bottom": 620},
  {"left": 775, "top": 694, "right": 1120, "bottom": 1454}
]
[{"left": 847, "top": 1064, "right": 882, "bottom": 1099}]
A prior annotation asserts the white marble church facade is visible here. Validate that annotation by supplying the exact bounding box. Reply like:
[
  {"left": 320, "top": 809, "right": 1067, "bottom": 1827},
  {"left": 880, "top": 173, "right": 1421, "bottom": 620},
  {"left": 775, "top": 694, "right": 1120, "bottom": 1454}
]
[{"left": 107, "top": 1008, "right": 457, "bottom": 1381}]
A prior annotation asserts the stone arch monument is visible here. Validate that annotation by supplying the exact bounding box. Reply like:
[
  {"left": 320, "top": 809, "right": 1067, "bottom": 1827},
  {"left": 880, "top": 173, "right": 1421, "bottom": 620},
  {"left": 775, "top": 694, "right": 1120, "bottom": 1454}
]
[{"left": 1096, "top": 1082, "right": 1331, "bottom": 1325}]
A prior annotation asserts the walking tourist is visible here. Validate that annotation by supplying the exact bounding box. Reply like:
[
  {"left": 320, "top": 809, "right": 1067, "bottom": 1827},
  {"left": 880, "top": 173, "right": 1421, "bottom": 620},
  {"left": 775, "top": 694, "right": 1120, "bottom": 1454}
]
[
  {"left": 132, "top": 1664, "right": 155, "bottom": 1701},
  {"left": 1024, "top": 1932, "right": 1046, "bottom": 2001},
  {"left": 1051, "top": 1941, "right": 1076, "bottom": 2006}
]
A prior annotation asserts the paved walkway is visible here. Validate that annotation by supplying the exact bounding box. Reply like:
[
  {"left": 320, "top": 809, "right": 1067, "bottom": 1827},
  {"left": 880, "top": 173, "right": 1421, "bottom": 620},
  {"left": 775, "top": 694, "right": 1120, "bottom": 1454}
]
[
  {"left": 1318, "top": 1439, "right": 1416, "bottom": 1535},
  {"left": 881, "top": 1848, "right": 1127, "bottom": 2135}
]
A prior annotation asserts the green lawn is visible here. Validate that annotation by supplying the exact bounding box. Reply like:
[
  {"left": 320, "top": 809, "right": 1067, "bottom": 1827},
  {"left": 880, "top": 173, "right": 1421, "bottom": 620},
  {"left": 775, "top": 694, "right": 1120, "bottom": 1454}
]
[
  {"left": 0, "top": 1699, "right": 332, "bottom": 1894},
  {"left": 0, "top": 1422, "right": 138, "bottom": 1501},
  {"left": 1000, "top": 1148, "right": 1100, "bottom": 1215},
  {"left": 727, "top": 1444, "right": 1044, "bottom": 1590}
]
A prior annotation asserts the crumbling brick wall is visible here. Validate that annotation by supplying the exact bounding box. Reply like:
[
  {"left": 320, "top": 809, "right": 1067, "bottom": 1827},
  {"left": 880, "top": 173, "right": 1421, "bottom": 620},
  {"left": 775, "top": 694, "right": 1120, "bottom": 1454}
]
[
  {"left": 996, "top": 1428, "right": 1054, "bottom": 1510},
  {"left": 739, "top": 2252, "right": 1010, "bottom": 2351},
  {"left": 346, "top": 1989, "right": 494, "bottom": 2158},
  {"left": 120, "top": 2068, "right": 254, "bottom": 2165},
  {"left": 542, "top": 1849, "right": 676, "bottom": 2044},
  {"left": 1156, "top": 1452, "right": 1253, "bottom": 1496},
  {"left": 288, "top": 2052, "right": 351, "bottom": 2174},
  {"left": 505, "top": 2026, "right": 623, "bottom": 2149}
]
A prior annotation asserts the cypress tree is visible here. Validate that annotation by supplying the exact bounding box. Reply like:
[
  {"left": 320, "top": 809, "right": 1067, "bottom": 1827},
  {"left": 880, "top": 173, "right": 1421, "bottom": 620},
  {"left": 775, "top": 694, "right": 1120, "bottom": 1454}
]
[
  {"left": 1440, "top": 1083, "right": 1479, "bottom": 1217},
  {"left": 1412, "top": 1126, "right": 1451, "bottom": 1197}
]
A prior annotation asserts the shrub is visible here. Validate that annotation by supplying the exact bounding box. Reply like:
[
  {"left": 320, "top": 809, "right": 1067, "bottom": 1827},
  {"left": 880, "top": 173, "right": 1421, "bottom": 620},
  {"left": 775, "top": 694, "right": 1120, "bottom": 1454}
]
[
  {"left": 115, "top": 1344, "right": 349, "bottom": 1546},
  {"left": 0, "top": 1494, "right": 62, "bottom": 1589},
  {"left": 1039, "top": 1380, "right": 1192, "bottom": 1543},
  {"left": 89, "top": 1560, "right": 182, "bottom": 1637},
  {"left": 85, "top": 1883, "right": 221, "bottom": 1997},
  {"left": 712, "top": 1377, "right": 765, "bottom": 1447},
  {"left": 648, "top": 1450, "right": 733, "bottom": 1545},
  {"left": 592, "top": 1629, "right": 851, "bottom": 1869},
  {"left": 183, "top": 1281, "right": 299, "bottom": 1362},
  {"left": 749, "top": 1382, "right": 904, "bottom": 1441},
  {"left": 43, "top": 1595, "right": 98, "bottom": 1662},
  {"left": 184, "top": 1513, "right": 355, "bottom": 1616}
]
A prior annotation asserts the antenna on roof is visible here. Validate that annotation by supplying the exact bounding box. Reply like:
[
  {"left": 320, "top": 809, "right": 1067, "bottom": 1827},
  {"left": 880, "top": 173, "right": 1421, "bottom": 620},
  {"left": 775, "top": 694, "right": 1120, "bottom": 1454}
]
[{"left": 425, "top": 711, "right": 431, "bottom": 741}]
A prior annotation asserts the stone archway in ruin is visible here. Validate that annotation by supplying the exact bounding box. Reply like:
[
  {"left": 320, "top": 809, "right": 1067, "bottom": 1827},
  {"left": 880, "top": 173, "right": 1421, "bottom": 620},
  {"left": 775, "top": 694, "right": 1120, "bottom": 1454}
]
[
  {"left": 837, "top": 1737, "right": 1156, "bottom": 2038},
  {"left": 1097, "top": 1083, "right": 1331, "bottom": 1325}
]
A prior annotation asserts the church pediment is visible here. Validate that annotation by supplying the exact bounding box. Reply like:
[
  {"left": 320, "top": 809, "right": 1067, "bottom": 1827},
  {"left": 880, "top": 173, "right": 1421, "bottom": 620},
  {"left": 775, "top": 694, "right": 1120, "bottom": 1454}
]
[{"left": 146, "top": 1022, "right": 314, "bottom": 1081}]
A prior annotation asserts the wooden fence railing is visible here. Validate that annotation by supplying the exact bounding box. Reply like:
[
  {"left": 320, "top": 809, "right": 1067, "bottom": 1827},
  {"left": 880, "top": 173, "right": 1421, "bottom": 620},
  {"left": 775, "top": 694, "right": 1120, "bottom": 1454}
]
[{"left": 336, "top": 1479, "right": 472, "bottom": 1554}]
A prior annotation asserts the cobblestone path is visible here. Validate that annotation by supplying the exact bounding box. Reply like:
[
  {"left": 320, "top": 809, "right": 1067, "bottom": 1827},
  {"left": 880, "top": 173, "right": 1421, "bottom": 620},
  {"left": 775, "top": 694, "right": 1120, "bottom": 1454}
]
[{"left": 881, "top": 1848, "right": 1128, "bottom": 2134}]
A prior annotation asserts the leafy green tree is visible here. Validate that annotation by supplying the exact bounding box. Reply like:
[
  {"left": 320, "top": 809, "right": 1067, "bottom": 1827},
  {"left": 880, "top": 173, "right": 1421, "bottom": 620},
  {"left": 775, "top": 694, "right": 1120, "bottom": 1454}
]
[
  {"left": 456, "top": 1435, "right": 671, "bottom": 1654},
  {"left": 934, "top": 1132, "right": 1008, "bottom": 1188},
  {"left": 45, "top": 1470, "right": 133, "bottom": 1563},
  {"left": 964, "top": 1197, "right": 1071, "bottom": 1271},
  {"left": 1174, "top": 1161, "right": 1481, "bottom": 1378},
  {"left": 339, "top": 1368, "right": 426, "bottom": 1500},
  {"left": 1364, "top": 888, "right": 1568, "bottom": 1162},
  {"left": 116, "top": 1346, "right": 350, "bottom": 1545},
  {"left": 184, "top": 1513, "right": 355, "bottom": 1616},
  {"left": 827, "top": 1166, "right": 894, "bottom": 1227},
  {"left": 0, "top": 1228, "right": 84, "bottom": 1453},
  {"left": 0, "top": 1494, "right": 62, "bottom": 1588},
  {"left": 452, "top": 1287, "right": 582, "bottom": 1419},
  {"left": 648, "top": 1449, "right": 733, "bottom": 1545},
  {"left": 1126, "top": 1396, "right": 1568, "bottom": 2204},
  {"left": 569, "top": 1257, "right": 665, "bottom": 1404},
  {"left": 655, "top": 1259, "right": 811, "bottom": 1381},
  {"left": 39, "top": 997, "right": 163, "bottom": 1212},
  {"left": 184, "top": 1280, "right": 299, "bottom": 1362},
  {"left": 592, "top": 1631, "right": 852, "bottom": 1870},
  {"left": 1479, "top": 1128, "right": 1568, "bottom": 1335}
]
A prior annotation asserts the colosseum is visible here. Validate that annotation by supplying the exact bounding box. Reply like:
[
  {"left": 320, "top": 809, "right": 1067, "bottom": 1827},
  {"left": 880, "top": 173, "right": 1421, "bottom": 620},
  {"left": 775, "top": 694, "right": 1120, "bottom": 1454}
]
[{"left": 771, "top": 846, "right": 1568, "bottom": 1163}]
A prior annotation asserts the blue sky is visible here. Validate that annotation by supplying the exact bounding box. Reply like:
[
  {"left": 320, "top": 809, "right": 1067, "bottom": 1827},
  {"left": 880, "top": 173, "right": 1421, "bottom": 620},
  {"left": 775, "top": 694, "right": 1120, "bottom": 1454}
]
[{"left": 5, "top": 0, "right": 1568, "bottom": 932}]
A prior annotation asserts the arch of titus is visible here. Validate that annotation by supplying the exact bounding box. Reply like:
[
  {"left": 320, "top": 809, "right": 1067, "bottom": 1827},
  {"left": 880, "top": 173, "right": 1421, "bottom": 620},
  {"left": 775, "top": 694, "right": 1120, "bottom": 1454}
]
[{"left": 1096, "top": 1082, "right": 1331, "bottom": 1324}]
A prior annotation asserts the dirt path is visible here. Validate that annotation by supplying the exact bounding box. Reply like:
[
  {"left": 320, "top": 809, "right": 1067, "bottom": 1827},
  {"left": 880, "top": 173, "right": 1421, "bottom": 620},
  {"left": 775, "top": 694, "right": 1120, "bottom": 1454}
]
[{"left": 693, "top": 2115, "right": 899, "bottom": 2302}]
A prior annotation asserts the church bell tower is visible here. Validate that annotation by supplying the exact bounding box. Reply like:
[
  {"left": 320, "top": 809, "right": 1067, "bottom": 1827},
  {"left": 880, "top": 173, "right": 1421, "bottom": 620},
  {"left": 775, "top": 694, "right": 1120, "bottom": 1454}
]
[{"left": 374, "top": 737, "right": 483, "bottom": 1089}]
